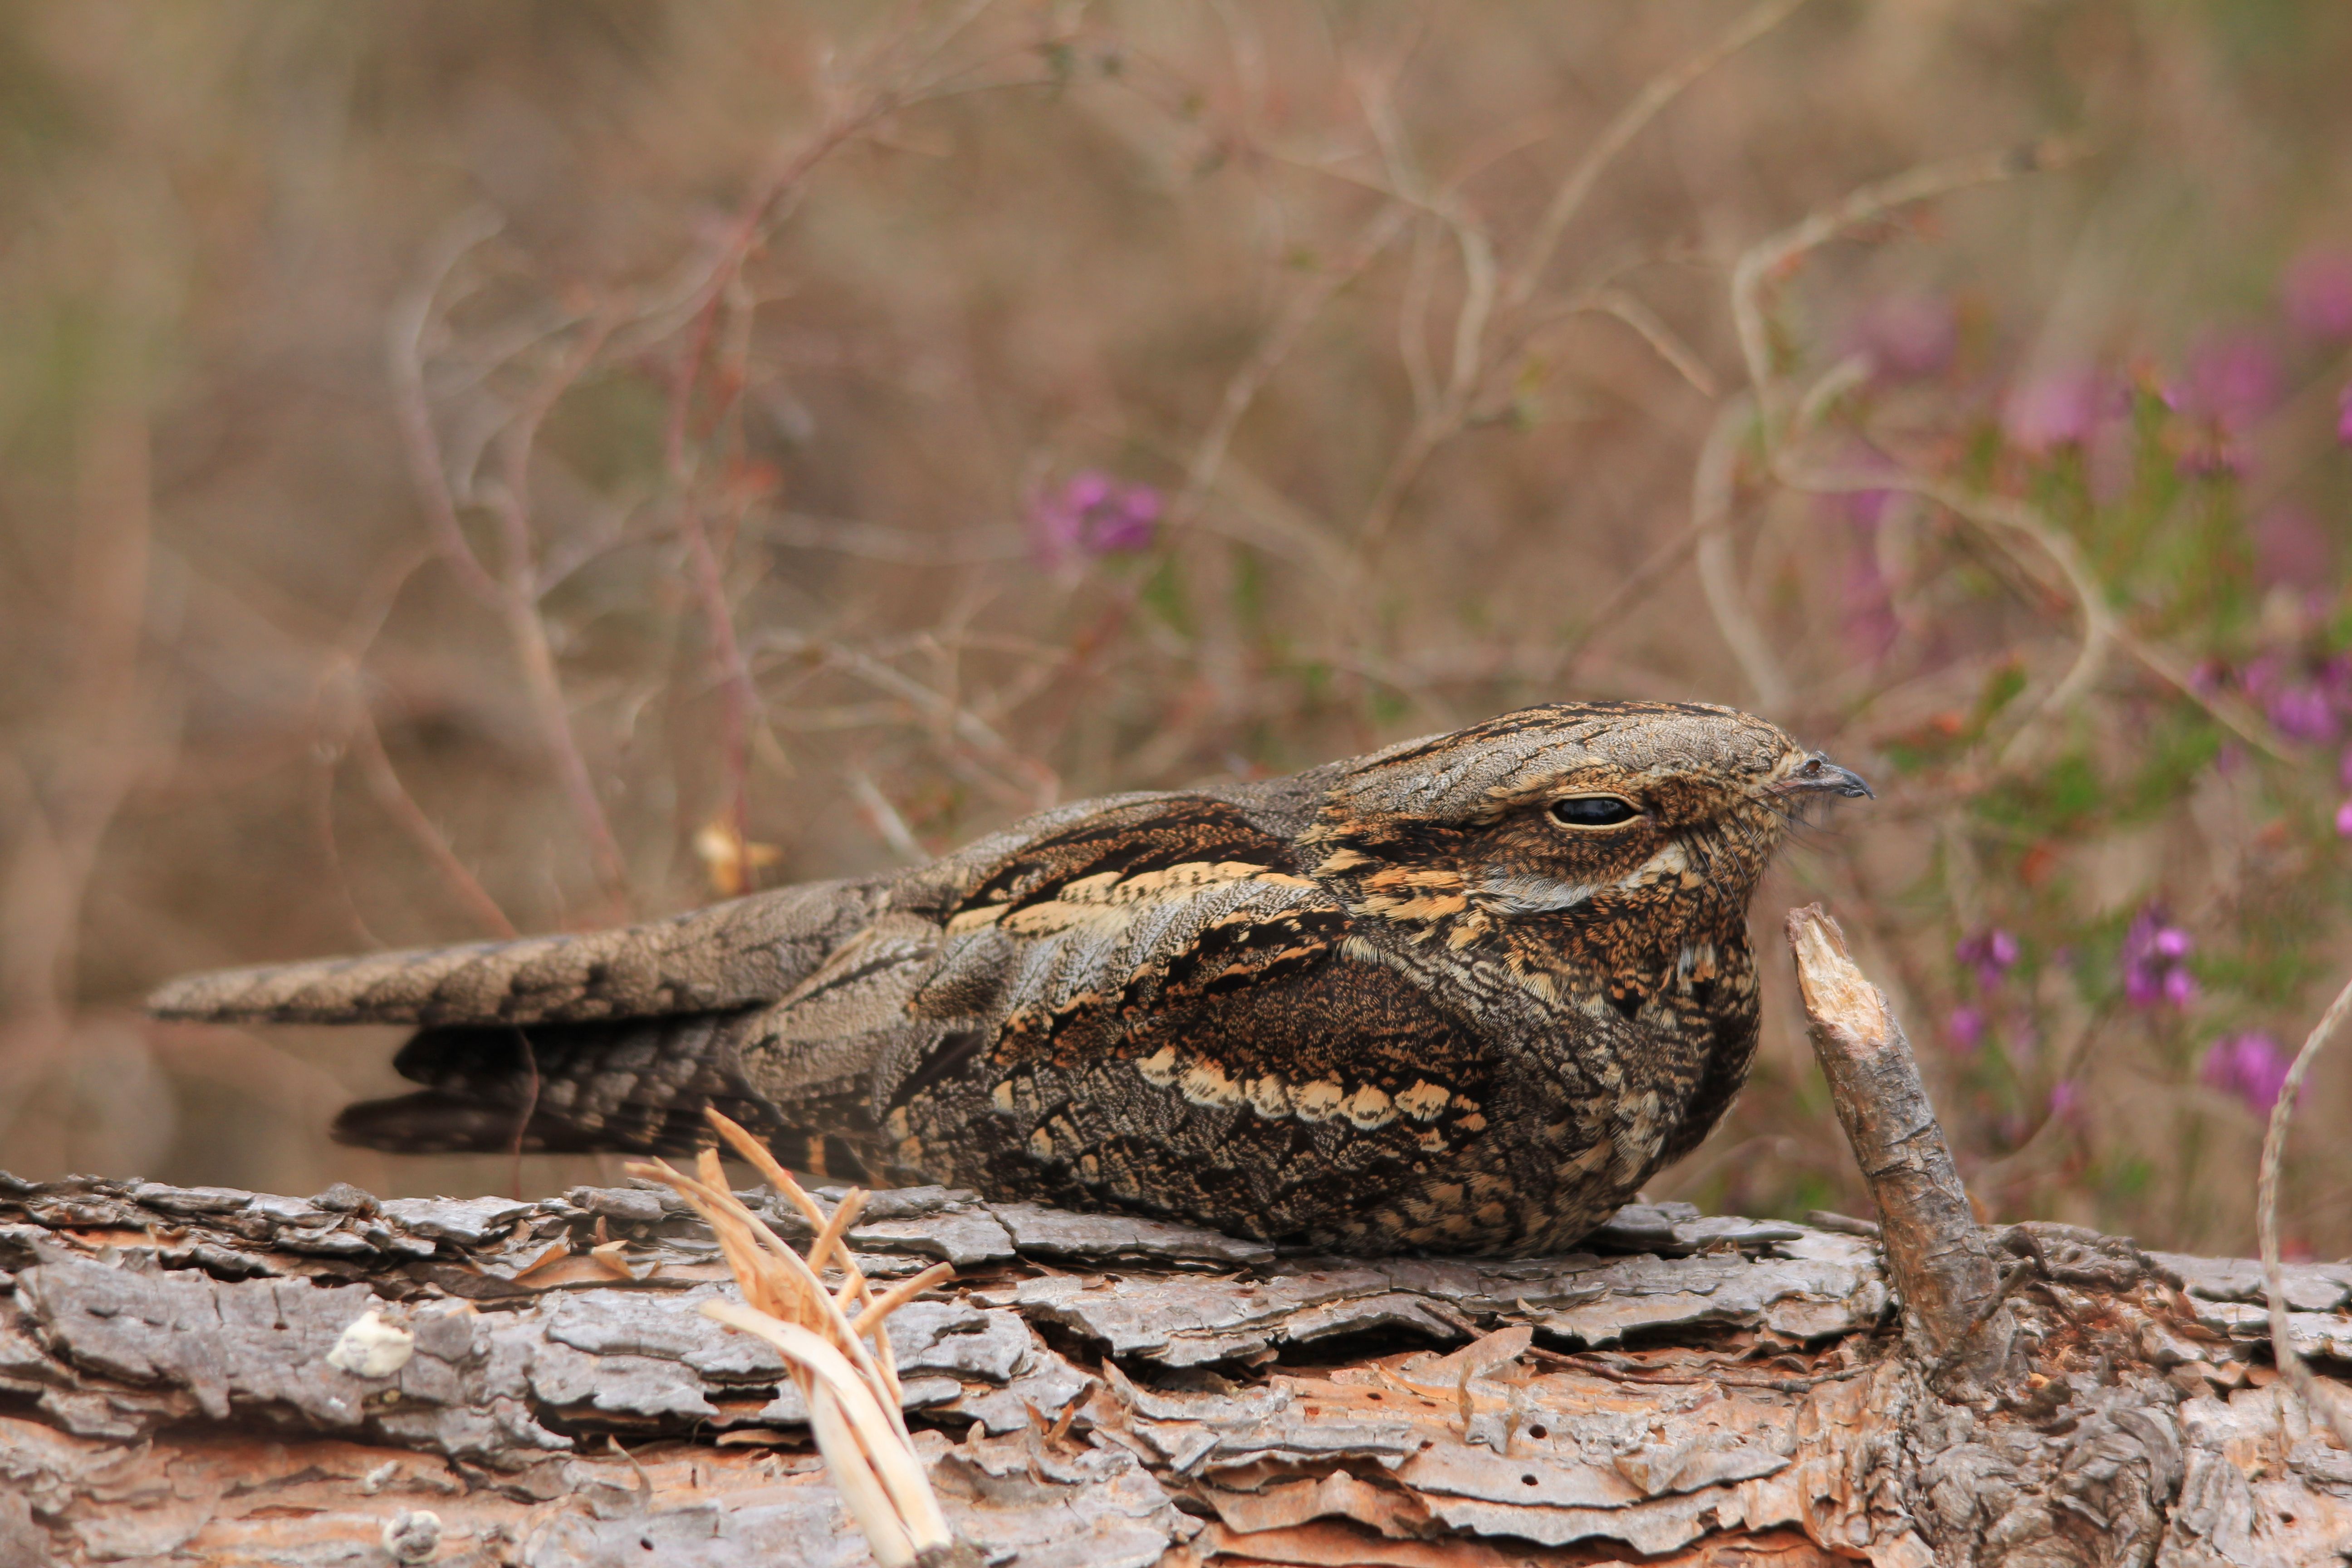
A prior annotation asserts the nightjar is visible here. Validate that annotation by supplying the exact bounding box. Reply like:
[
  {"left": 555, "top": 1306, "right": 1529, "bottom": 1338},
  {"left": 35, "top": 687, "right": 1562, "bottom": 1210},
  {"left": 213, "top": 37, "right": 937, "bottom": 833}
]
[{"left": 150, "top": 701, "right": 1868, "bottom": 1256}]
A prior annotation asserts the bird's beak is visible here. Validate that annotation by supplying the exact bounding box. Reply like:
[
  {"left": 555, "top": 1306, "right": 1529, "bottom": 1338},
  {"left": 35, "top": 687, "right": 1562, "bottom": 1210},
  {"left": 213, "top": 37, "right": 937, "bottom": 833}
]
[{"left": 1777, "top": 755, "right": 1874, "bottom": 799}]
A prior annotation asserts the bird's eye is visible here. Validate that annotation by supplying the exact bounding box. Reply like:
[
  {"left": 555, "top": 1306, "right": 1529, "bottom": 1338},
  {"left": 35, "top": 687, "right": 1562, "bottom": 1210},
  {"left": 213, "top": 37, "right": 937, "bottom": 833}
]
[{"left": 1548, "top": 795, "right": 1640, "bottom": 828}]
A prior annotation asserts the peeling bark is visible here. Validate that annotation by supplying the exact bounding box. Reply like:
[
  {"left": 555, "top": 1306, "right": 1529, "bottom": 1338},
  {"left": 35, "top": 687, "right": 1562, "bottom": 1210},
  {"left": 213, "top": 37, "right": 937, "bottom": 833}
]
[{"left": 2, "top": 921, "right": 2351, "bottom": 1563}]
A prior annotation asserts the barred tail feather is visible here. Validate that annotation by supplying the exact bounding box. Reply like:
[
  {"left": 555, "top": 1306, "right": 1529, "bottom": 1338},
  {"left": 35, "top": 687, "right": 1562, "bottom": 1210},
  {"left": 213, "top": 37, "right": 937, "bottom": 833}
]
[
  {"left": 147, "top": 876, "right": 889, "bottom": 1028},
  {"left": 328, "top": 1012, "right": 882, "bottom": 1180}
]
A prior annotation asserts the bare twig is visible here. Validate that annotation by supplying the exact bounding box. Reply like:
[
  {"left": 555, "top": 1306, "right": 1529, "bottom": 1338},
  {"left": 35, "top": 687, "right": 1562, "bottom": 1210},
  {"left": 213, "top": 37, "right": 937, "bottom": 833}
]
[
  {"left": 385, "top": 206, "right": 507, "bottom": 610},
  {"left": 0, "top": 402, "right": 163, "bottom": 1127},
  {"left": 329, "top": 670, "right": 517, "bottom": 941},
  {"left": 2259, "top": 970, "right": 2352, "bottom": 1449},
  {"left": 1499, "top": 0, "right": 1812, "bottom": 314},
  {"left": 1734, "top": 137, "right": 2090, "bottom": 438},
  {"left": 1779, "top": 462, "right": 2109, "bottom": 758},
  {"left": 847, "top": 768, "right": 927, "bottom": 863},
  {"left": 1176, "top": 200, "right": 1413, "bottom": 529},
  {"left": 1690, "top": 395, "right": 1790, "bottom": 713},
  {"left": 1787, "top": 905, "right": 2001, "bottom": 1368},
  {"left": 1353, "top": 0, "right": 1807, "bottom": 556}
]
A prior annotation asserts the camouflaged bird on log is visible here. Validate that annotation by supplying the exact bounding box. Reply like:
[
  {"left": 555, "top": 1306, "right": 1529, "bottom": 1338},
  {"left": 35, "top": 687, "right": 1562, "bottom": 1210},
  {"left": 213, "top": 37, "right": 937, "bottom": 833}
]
[
  {"left": 149, "top": 701, "right": 1872, "bottom": 1258},
  {"left": 5, "top": 1171, "right": 2352, "bottom": 1566}
]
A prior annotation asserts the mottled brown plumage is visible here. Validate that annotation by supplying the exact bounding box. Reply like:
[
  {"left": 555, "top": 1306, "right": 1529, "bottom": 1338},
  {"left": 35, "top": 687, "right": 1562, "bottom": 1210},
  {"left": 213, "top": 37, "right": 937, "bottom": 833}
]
[{"left": 149, "top": 701, "right": 1868, "bottom": 1256}]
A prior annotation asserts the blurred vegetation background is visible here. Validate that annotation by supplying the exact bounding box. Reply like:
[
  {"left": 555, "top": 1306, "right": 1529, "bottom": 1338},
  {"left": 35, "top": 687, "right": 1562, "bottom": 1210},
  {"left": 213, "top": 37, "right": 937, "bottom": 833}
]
[{"left": 6, "top": 0, "right": 2352, "bottom": 1258}]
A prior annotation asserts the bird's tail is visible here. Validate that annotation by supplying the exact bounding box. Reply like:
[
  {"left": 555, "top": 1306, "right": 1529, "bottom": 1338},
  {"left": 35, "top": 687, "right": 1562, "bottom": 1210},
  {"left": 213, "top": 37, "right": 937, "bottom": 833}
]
[
  {"left": 146, "top": 877, "right": 888, "bottom": 1029},
  {"left": 330, "top": 1010, "right": 884, "bottom": 1179}
]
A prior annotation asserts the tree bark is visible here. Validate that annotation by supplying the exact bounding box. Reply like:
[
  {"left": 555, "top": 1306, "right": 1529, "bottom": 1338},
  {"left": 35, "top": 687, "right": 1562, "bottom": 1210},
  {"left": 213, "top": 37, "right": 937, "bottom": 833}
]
[{"left": 3, "top": 919, "right": 2351, "bottom": 1565}]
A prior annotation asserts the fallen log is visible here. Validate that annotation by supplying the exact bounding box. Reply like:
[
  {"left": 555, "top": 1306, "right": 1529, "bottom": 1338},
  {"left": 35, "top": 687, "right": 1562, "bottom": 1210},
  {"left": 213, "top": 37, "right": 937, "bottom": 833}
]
[{"left": 0, "top": 913, "right": 2345, "bottom": 1566}]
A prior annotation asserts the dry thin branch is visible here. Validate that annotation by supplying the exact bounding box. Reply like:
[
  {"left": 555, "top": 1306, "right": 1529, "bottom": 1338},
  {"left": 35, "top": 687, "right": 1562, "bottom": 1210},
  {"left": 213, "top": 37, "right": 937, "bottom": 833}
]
[
  {"left": 2259, "top": 969, "right": 2352, "bottom": 1449},
  {"left": 328, "top": 670, "right": 517, "bottom": 941},
  {"left": 385, "top": 206, "right": 506, "bottom": 611},
  {"left": 1733, "top": 137, "right": 2089, "bottom": 437},
  {"left": 1779, "top": 461, "right": 2110, "bottom": 758},
  {"left": 1691, "top": 394, "right": 1791, "bottom": 714},
  {"left": 1175, "top": 200, "right": 1413, "bottom": 529},
  {"left": 1786, "top": 904, "right": 2000, "bottom": 1368},
  {"left": 1354, "top": 0, "right": 1808, "bottom": 556},
  {"left": 1499, "top": 0, "right": 1812, "bottom": 314}
]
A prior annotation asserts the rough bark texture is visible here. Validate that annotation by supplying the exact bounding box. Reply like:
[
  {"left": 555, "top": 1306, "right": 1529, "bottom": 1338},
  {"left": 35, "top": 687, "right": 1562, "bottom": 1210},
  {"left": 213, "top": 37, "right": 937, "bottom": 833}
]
[
  {"left": 5, "top": 916, "right": 2352, "bottom": 1564},
  {"left": 0, "top": 1169, "right": 2347, "bottom": 1567}
]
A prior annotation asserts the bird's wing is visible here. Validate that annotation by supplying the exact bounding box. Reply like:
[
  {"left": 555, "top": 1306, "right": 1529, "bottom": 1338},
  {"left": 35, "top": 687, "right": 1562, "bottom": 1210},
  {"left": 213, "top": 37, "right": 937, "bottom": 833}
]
[
  {"left": 145, "top": 875, "right": 893, "bottom": 1027},
  {"left": 896, "top": 793, "right": 1347, "bottom": 1040},
  {"left": 867, "top": 793, "right": 1508, "bottom": 1244}
]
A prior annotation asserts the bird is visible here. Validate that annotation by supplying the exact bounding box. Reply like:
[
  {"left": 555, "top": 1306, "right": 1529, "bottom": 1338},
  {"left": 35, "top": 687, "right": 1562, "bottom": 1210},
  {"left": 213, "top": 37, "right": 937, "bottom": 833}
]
[{"left": 149, "top": 700, "right": 1869, "bottom": 1257}]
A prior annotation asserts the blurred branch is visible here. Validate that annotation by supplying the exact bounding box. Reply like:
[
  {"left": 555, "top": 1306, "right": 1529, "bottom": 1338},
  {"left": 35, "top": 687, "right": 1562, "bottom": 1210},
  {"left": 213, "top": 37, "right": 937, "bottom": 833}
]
[
  {"left": 1571, "top": 288, "right": 1720, "bottom": 399},
  {"left": 0, "top": 401, "right": 162, "bottom": 1130},
  {"left": 1499, "top": 0, "right": 1813, "bottom": 314},
  {"left": 750, "top": 510, "right": 1026, "bottom": 565},
  {"left": 386, "top": 207, "right": 508, "bottom": 611},
  {"left": 1734, "top": 137, "right": 2091, "bottom": 440},
  {"left": 749, "top": 632, "right": 1055, "bottom": 808},
  {"left": 1176, "top": 200, "right": 1412, "bottom": 530},
  {"left": 1351, "top": 0, "right": 1807, "bottom": 558},
  {"left": 391, "top": 216, "right": 635, "bottom": 916},
  {"left": 2261, "top": 970, "right": 2352, "bottom": 1449},
  {"left": 325, "top": 665, "right": 518, "bottom": 942},
  {"left": 1692, "top": 395, "right": 1792, "bottom": 714},
  {"left": 1781, "top": 460, "right": 2110, "bottom": 758},
  {"left": 846, "top": 768, "right": 927, "bottom": 864}
]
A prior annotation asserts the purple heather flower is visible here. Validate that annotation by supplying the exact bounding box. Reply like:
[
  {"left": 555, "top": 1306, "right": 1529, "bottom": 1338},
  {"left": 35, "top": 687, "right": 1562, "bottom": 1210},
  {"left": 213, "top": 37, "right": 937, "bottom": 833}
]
[
  {"left": 2254, "top": 505, "right": 2332, "bottom": 588},
  {"left": 1947, "top": 1006, "right": 1986, "bottom": 1055},
  {"left": 1840, "top": 548, "right": 1897, "bottom": 662},
  {"left": 2201, "top": 1032, "right": 2292, "bottom": 1117},
  {"left": 1028, "top": 470, "right": 1162, "bottom": 567},
  {"left": 1853, "top": 294, "right": 1958, "bottom": 381},
  {"left": 2283, "top": 249, "right": 2352, "bottom": 341},
  {"left": 2268, "top": 684, "right": 2339, "bottom": 744},
  {"left": 2176, "top": 331, "right": 2281, "bottom": 434},
  {"left": 1955, "top": 928, "right": 2021, "bottom": 991},
  {"left": 2048, "top": 1080, "right": 2085, "bottom": 1125},
  {"left": 2122, "top": 905, "right": 2195, "bottom": 1009},
  {"left": 2002, "top": 365, "right": 2106, "bottom": 452},
  {"left": 2335, "top": 799, "right": 2352, "bottom": 838},
  {"left": 2338, "top": 384, "right": 2352, "bottom": 446}
]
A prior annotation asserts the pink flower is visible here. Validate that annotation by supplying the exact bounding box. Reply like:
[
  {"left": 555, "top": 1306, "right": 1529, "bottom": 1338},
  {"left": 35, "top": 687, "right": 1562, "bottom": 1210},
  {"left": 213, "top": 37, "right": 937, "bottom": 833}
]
[
  {"left": 2003, "top": 366, "right": 2106, "bottom": 452},
  {"left": 2334, "top": 799, "right": 2352, "bottom": 838},
  {"left": 2269, "top": 685, "right": 2339, "bottom": 743},
  {"left": 2176, "top": 332, "right": 2281, "bottom": 435},
  {"left": 2338, "top": 384, "right": 2352, "bottom": 446},
  {"left": 2201, "top": 1033, "right": 2292, "bottom": 1116},
  {"left": 2122, "top": 906, "right": 2196, "bottom": 1009},
  {"left": 1028, "top": 471, "right": 1162, "bottom": 567},
  {"left": 2254, "top": 505, "right": 2332, "bottom": 588},
  {"left": 1852, "top": 294, "right": 1958, "bottom": 381},
  {"left": 1947, "top": 1006, "right": 1986, "bottom": 1055},
  {"left": 2048, "top": 1080, "right": 2085, "bottom": 1125},
  {"left": 1955, "top": 928, "right": 2021, "bottom": 991},
  {"left": 1840, "top": 549, "right": 1897, "bottom": 662},
  {"left": 2283, "top": 249, "right": 2352, "bottom": 341}
]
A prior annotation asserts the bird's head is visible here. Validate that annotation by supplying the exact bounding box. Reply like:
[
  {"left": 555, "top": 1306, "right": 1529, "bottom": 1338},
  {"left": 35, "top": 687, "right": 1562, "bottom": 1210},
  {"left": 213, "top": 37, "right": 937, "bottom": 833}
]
[{"left": 1302, "top": 701, "right": 1869, "bottom": 1001}]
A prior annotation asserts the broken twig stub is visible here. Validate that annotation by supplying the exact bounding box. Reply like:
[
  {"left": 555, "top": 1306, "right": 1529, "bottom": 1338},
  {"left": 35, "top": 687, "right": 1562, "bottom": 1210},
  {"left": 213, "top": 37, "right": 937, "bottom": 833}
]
[{"left": 1786, "top": 902, "right": 2001, "bottom": 1366}]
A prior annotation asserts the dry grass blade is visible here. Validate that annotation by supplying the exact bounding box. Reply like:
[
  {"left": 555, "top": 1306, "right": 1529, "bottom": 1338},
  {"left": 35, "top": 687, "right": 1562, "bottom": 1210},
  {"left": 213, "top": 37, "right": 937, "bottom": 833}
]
[{"left": 625, "top": 1112, "right": 969, "bottom": 1567}]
